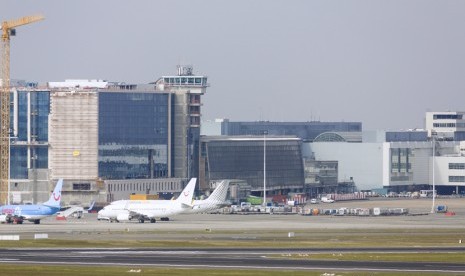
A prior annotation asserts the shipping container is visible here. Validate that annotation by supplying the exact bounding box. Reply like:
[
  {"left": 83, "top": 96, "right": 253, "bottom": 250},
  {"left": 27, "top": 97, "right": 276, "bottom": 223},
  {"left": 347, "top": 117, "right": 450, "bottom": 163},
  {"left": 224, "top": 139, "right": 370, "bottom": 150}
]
[{"left": 129, "top": 194, "right": 159, "bottom": 200}]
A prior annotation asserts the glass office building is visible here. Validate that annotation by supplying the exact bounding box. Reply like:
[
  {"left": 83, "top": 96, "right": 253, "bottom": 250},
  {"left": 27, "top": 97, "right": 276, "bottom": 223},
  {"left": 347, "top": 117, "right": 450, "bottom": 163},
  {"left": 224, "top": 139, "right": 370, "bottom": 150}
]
[
  {"left": 10, "top": 88, "right": 50, "bottom": 179},
  {"left": 98, "top": 91, "right": 170, "bottom": 179},
  {"left": 201, "top": 136, "right": 304, "bottom": 195}
]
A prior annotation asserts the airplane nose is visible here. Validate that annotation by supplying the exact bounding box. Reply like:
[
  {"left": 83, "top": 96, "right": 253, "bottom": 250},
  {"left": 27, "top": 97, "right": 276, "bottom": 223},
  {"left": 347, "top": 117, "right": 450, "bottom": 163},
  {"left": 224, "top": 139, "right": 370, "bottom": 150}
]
[{"left": 97, "top": 209, "right": 109, "bottom": 219}]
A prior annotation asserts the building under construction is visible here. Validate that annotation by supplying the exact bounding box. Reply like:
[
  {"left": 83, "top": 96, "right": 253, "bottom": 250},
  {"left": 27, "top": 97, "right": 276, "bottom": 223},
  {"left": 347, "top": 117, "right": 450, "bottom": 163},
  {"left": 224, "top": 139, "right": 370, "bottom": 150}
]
[{"left": 7, "top": 66, "right": 208, "bottom": 205}]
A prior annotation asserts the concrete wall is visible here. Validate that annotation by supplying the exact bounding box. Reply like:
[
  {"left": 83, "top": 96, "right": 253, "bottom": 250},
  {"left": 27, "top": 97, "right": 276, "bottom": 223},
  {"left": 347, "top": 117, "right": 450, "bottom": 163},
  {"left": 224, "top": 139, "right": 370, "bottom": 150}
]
[
  {"left": 49, "top": 91, "right": 98, "bottom": 180},
  {"left": 435, "top": 156, "right": 465, "bottom": 186}
]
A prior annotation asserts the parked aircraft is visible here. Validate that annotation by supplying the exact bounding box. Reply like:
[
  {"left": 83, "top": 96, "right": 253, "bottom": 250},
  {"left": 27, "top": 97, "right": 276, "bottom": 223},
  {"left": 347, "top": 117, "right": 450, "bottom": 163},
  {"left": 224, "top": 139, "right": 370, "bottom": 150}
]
[
  {"left": 186, "top": 180, "right": 230, "bottom": 214},
  {"left": 0, "top": 179, "right": 63, "bottom": 224},
  {"left": 97, "top": 178, "right": 197, "bottom": 223}
]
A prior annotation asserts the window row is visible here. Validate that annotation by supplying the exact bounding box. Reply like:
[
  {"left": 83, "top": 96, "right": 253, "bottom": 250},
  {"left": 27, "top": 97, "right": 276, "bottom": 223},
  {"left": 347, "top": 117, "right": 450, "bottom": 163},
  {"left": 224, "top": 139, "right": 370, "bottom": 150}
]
[
  {"left": 109, "top": 181, "right": 179, "bottom": 192},
  {"left": 163, "top": 77, "right": 207, "bottom": 86},
  {"left": 449, "top": 163, "right": 465, "bottom": 170},
  {"left": 433, "top": 114, "right": 463, "bottom": 119},
  {"left": 433, "top": 123, "right": 456, "bottom": 128},
  {"left": 449, "top": 176, "right": 465, "bottom": 182}
]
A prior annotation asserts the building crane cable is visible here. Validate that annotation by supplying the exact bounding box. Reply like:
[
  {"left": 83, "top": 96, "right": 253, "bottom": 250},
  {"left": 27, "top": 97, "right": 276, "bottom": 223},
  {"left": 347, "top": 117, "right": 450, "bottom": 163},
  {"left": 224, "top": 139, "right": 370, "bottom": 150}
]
[{"left": 1, "top": 15, "right": 44, "bottom": 204}]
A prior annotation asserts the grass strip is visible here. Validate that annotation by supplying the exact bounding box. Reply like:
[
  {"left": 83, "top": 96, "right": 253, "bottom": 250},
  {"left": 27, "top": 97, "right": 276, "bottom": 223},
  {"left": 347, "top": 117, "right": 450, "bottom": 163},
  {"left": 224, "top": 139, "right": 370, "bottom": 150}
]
[{"left": 0, "top": 264, "right": 449, "bottom": 276}]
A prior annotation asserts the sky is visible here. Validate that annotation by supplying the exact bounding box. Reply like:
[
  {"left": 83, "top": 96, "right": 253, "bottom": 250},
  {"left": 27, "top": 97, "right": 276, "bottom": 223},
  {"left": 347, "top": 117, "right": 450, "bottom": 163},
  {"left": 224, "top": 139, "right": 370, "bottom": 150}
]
[{"left": 2, "top": 0, "right": 465, "bottom": 131}]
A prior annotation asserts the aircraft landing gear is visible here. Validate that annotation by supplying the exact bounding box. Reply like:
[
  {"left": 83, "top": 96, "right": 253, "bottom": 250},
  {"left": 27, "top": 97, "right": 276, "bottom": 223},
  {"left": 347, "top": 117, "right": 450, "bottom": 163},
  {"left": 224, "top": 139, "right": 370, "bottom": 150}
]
[
  {"left": 33, "top": 220, "right": 40, "bottom": 224},
  {"left": 160, "top": 217, "right": 169, "bottom": 221},
  {"left": 150, "top": 218, "right": 156, "bottom": 223}
]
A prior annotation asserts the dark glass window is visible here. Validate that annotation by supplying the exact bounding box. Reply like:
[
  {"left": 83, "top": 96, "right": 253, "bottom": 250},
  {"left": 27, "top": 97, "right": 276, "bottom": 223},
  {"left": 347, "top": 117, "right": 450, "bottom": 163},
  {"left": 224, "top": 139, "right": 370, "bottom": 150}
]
[
  {"left": 449, "top": 176, "right": 465, "bottom": 182},
  {"left": 98, "top": 92, "right": 170, "bottom": 179},
  {"left": 449, "top": 163, "right": 465, "bottom": 170},
  {"left": 73, "top": 183, "right": 91, "bottom": 190},
  {"left": 10, "top": 146, "right": 28, "bottom": 179}
]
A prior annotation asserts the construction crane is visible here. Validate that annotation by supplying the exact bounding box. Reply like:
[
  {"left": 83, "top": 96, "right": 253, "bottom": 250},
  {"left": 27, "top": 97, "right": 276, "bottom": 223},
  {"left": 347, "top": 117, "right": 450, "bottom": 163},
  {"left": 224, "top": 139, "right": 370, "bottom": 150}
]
[{"left": 1, "top": 15, "right": 44, "bottom": 204}]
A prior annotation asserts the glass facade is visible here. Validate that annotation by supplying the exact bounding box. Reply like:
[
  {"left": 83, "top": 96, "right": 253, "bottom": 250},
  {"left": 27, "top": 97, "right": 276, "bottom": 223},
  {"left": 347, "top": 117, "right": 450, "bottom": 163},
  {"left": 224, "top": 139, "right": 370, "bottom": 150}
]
[
  {"left": 390, "top": 148, "right": 413, "bottom": 182},
  {"left": 203, "top": 138, "right": 304, "bottom": 193},
  {"left": 10, "top": 90, "right": 50, "bottom": 179},
  {"left": 31, "top": 92, "right": 50, "bottom": 142},
  {"left": 10, "top": 147, "right": 28, "bottom": 179},
  {"left": 98, "top": 92, "right": 170, "bottom": 179},
  {"left": 221, "top": 121, "right": 362, "bottom": 142}
]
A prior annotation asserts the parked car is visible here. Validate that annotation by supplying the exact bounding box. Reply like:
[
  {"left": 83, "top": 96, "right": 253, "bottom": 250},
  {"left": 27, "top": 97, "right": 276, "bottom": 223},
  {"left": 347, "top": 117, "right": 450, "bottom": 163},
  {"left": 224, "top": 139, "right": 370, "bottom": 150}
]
[{"left": 310, "top": 198, "right": 318, "bottom": 204}]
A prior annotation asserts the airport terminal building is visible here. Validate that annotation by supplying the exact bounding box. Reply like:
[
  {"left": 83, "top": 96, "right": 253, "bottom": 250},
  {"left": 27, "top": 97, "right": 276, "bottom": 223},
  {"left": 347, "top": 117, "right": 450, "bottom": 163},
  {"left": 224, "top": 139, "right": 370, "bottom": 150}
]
[
  {"left": 305, "top": 130, "right": 465, "bottom": 195},
  {"left": 8, "top": 73, "right": 465, "bottom": 205},
  {"left": 202, "top": 119, "right": 362, "bottom": 142},
  {"left": 199, "top": 136, "right": 304, "bottom": 196}
]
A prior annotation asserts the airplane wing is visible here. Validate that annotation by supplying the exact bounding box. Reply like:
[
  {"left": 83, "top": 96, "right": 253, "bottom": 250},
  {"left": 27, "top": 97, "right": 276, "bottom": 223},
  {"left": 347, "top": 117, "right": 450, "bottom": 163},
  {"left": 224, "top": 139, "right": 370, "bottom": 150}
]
[
  {"left": 127, "top": 210, "right": 155, "bottom": 220},
  {"left": 181, "top": 203, "right": 193, "bottom": 209}
]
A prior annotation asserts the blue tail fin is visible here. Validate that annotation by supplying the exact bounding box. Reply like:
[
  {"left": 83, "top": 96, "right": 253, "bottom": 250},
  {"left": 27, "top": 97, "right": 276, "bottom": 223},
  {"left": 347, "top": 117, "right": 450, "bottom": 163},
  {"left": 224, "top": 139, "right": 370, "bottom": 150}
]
[
  {"left": 43, "top": 179, "right": 63, "bottom": 208},
  {"left": 87, "top": 200, "right": 95, "bottom": 211}
]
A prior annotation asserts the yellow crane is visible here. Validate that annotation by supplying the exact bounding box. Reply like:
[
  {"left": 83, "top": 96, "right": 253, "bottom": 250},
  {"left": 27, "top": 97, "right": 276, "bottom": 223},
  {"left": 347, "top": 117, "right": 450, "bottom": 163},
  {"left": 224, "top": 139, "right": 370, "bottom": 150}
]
[{"left": 1, "top": 15, "right": 44, "bottom": 204}]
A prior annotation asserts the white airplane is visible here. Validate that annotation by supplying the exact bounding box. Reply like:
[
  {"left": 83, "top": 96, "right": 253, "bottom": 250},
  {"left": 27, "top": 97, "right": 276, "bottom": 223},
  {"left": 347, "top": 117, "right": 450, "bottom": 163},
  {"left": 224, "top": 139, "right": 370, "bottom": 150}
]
[
  {"left": 0, "top": 179, "right": 63, "bottom": 224},
  {"left": 97, "top": 178, "right": 197, "bottom": 223},
  {"left": 185, "top": 180, "right": 230, "bottom": 214}
]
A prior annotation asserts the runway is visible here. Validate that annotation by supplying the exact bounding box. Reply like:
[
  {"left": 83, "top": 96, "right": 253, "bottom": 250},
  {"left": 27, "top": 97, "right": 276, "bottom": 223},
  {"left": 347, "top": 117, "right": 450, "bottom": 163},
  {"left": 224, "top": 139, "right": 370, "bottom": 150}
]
[
  {"left": 1, "top": 198, "right": 465, "bottom": 273},
  {"left": 1, "top": 247, "right": 465, "bottom": 273}
]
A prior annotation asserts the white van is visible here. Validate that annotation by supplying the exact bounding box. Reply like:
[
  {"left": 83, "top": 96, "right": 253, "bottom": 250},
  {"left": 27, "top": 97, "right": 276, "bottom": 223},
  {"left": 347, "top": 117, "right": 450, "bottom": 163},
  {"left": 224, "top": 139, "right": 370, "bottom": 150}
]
[{"left": 321, "top": 197, "right": 335, "bottom": 203}]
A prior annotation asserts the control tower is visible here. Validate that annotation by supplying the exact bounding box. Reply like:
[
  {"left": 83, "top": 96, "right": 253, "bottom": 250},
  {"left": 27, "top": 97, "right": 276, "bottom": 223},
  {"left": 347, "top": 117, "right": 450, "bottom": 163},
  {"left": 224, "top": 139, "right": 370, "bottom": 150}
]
[{"left": 155, "top": 65, "right": 208, "bottom": 179}]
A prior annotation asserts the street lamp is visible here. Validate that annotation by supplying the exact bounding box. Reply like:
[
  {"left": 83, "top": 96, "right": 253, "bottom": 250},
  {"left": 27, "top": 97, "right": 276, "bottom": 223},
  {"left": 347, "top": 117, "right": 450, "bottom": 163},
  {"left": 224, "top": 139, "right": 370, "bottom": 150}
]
[
  {"left": 430, "top": 130, "right": 437, "bottom": 214},
  {"left": 263, "top": 130, "right": 267, "bottom": 207}
]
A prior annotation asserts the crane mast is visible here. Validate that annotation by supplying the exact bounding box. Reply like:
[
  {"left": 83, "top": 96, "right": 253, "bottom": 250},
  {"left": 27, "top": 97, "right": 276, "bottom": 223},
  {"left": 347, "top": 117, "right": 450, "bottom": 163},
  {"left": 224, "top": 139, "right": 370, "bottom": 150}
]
[{"left": 1, "top": 15, "right": 44, "bottom": 204}]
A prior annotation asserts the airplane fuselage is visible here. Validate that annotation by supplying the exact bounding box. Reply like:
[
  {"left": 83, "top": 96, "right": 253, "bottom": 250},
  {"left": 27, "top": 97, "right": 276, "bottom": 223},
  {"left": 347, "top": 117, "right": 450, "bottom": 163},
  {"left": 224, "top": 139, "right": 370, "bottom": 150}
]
[
  {"left": 0, "top": 204, "right": 60, "bottom": 221},
  {"left": 98, "top": 178, "right": 197, "bottom": 223},
  {"left": 187, "top": 200, "right": 228, "bottom": 214},
  {"left": 98, "top": 200, "right": 185, "bottom": 221}
]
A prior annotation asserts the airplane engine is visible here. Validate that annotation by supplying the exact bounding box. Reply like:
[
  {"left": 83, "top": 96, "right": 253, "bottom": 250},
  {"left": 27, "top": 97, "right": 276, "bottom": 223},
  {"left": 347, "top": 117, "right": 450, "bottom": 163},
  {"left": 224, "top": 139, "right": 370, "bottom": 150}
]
[{"left": 116, "top": 213, "right": 131, "bottom": 222}]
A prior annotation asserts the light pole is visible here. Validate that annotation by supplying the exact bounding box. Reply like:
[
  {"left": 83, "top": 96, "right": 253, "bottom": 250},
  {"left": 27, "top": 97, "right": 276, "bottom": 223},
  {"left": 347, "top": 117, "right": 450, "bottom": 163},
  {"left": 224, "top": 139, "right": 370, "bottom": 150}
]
[
  {"left": 431, "top": 130, "right": 437, "bottom": 214},
  {"left": 263, "top": 130, "right": 267, "bottom": 207},
  {"left": 7, "top": 134, "right": 10, "bottom": 205},
  {"left": 6, "top": 134, "right": 15, "bottom": 205}
]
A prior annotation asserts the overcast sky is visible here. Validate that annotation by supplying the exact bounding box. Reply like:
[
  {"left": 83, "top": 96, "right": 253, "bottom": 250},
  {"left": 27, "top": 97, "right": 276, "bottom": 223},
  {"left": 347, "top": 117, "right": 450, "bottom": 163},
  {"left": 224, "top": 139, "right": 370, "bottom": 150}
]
[{"left": 2, "top": 1, "right": 465, "bottom": 130}]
